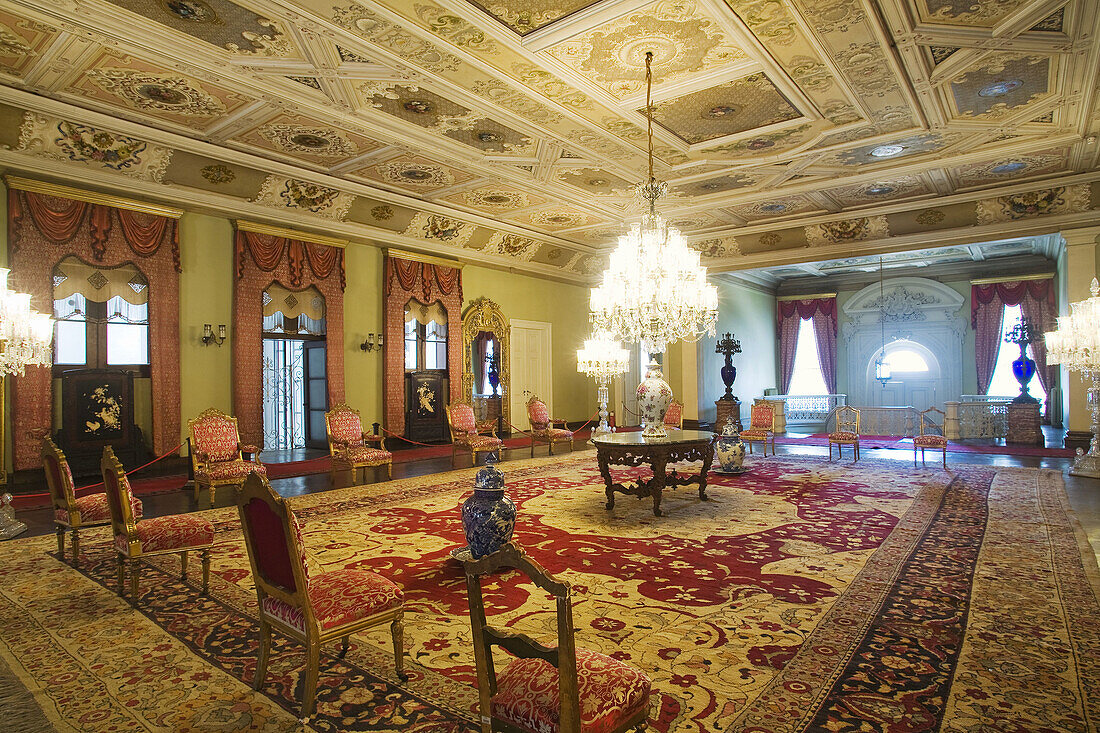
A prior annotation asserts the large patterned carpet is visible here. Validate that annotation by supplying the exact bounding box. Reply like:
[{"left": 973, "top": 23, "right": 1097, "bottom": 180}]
[{"left": 1, "top": 452, "right": 1098, "bottom": 732}]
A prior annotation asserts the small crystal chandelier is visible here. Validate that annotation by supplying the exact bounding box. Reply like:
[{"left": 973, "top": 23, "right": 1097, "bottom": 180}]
[
  {"left": 873, "top": 256, "right": 891, "bottom": 387},
  {"left": 1046, "top": 277, "right": 1100, "bottom": 477},
  {"left": 589, "top": 51, "right": 718, "bottom": 355},
  {"left": 577, "top": 330, "right": 630, "bottom": 436},
  {"left": 0, "top": 268, "right": 52, "bottom": 377}
]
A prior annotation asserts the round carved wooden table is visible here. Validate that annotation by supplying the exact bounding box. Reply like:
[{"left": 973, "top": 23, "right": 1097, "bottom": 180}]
[{"left": 592, "top": 430, "right": 716, "bottom": 517}]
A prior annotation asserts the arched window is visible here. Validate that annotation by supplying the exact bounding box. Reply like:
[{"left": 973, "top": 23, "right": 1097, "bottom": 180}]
[
  {"left": 883, "top": 348, "right": 930, "bottom": 374},
  {"left": 52, "top": 257, "right": 149, "bottom": 370}
]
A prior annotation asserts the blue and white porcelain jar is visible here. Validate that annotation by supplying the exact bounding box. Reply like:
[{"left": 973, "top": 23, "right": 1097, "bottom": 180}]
[
  {"left": 461, "top": 457, "right": 516, "bottom": 559},
  {"left": 714, "top": 416, "right": 745, "bottom": 472}
]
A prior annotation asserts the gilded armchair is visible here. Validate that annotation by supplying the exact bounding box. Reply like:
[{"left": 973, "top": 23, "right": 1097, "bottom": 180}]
[
  {"left": 741, "top": 404, "right": 776, "bottom": 456},
  {"left": 188, "top": 408, "right": 266, "bottom": 508},
  {"left": 325, "top": 403, "right": 392, "bottom": 483},
  {"left": 447, "top": 403, "right": 503, "bottom": 467},
  {"left": 663, "top": 400, "right": 684, "bottom": 430},
  {"left": 43, "top": 437, "right": 142, "bottom": 567},
  {"left": 828, "top": 406, "right": 861, "bottom": 462},
  {"left": 526, "top": 395, "right": 574, "bottom": 457},
  {"left": 914, "top": 407, "right": 948, "bottom": 469}
]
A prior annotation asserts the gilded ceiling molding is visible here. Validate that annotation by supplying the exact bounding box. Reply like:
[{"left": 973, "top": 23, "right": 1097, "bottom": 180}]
[
  {"left": 777, "top": 292, "right": 838, "bottom": 301},
  {"left": 3, "top": 175, "right": 184, "bottom": 218},
  {"left": 234, "top": 220, "right": 347, "bottom": 248},
  {"left": 970, "top": 273, "right": 1054, "bottom": 285},
  {"left": 383, "top": 247, "right": 464, "bottom": 270}
]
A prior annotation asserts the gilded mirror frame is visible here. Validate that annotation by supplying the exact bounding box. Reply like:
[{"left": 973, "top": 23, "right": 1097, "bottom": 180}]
[{"left": 461, "top": 297, "right": 510, "bottom": 430}]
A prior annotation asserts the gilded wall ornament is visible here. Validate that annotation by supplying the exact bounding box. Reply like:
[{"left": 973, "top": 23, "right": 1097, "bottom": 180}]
[
  {"left": 259, "top": 124, "right": 357, "bottom": 157},
  {"left": 377, "top": 161, "right": 455, "bottom": 188},
  {"left": 976, "top": 185, "right": 1091, "bottom": 225},
  {"left": 17, "top": 113, "right": 172, "bottom": 182},
  {"left": 423, "top": 215, "right": 465, "bottom": 241},
  {"left": 252, "top": 175, "right": 354, "bottom": 219},
  {"left": 200, "top": 164, "right": 235, "bottom": 184},
  {"left": 915, "top": 209, "right": 945, "bottom": 226},
  {"left": 758, "top": 232, "right": 781, "bottom": 247},
  {"left": 85, "top": 69, "right": 226, "bottom": 117},
  {"left": 483, "top": 233, "right": 539, "bottom": 260},
  {"left": 371, "top": 205, "right": 394, "bottom": 220},
  {"left": 693, "top": 237, "right": 740, "bottom": 258},
  {"left": 806, "top": 216, "right": 890, "bottom": 246},
  {"left": 0, "top": 23, "right": 32, "bottom": 57}
]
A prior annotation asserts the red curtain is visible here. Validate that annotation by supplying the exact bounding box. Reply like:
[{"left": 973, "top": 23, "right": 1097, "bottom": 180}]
[
  {"left": 7, "top": 189, "right": 181, "bottom": 470},
  {"left": 383, "top": 255, "right": 463, "bottom": 435},
  {"left": 232, "top": 230, "right": 346, "bottom": 446},
  {"left": 777, "top": 297, "right": 837, "bottom": 394},
  {"left": 972, "top": 279, "right": 1056, "bottom": 406}
]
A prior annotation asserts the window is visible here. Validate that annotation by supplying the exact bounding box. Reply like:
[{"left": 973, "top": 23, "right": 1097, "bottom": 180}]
[
  {"left": 480, "top": 336, "right": 496, "bottom": 395},
  {"left": 263, "top": 284, "right": 326, "bottom": 336},
  {"left": 52, "top": 259, "right": 149, "bottom": 371},
  {"left": 404, "top": 300, "right": 448, "bottom": 371},
  {"left": 883, "top": 347, "right": 930, "bottom": 374},
  {"left": 988, "top": 304, "right": 1048, "bottom": 404},
  {"left": 788, "top": 318, "right": 828, "bottom": 395}
]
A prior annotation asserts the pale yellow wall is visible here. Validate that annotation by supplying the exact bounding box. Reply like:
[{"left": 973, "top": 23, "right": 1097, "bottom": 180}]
[
  {"left": 341, "top": 244, "right": 385, "bottom": 423},
  {"left": 461, "top": 266, "right": 596, "bottom": 421},
  {"left": 177, "top": 213, "right": 234, "bottom": 442}
]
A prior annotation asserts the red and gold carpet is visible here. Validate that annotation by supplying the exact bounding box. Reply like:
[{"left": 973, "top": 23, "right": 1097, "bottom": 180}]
[{"left": 1, "top": 452, "right": 1097, "bottom": 732}]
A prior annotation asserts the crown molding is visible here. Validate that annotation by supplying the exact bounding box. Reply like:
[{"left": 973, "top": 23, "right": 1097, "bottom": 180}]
[
  {"left": 383, "top": 248, "right": 464, "bottom": 270},
  {"left": 970, "top": 272, "right": 1055, "bottom": 284},
  {"left": 235, "top": 220, "right": 348, "bottom": 248},
  {"left": 3, "top": 175, "right": 184, "bottom": 218},
  {"left": 776, "top": 292, "right": 837, "bottom": 301}
]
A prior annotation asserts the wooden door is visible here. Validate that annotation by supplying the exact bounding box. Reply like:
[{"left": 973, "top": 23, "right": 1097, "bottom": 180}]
[
  {"left": 303, "top": 340, "right": 328, "bottom": 449},
  {"left": 509, "top": 320, "right": 552, "bottom": 431}
]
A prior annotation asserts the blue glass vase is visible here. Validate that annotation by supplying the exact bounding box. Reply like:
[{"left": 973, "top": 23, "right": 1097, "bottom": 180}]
[
  {"left": 461, "top": 458, "right": 516, "bottom": 559},
  {"left": 1012, "top": 356, "right": 1039, "bottom": 404},
  {"left": 721, "top": 363, "right": 737, "bottom": 392}
]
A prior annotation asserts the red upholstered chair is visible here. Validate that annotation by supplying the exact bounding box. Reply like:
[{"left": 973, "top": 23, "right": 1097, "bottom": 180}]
[
  {"left": 828, "top": 406, "right": 861, "bottom": 462},
  {"left": 526, "top": 395, "right": 574, "bottom": 457},
  {"left": 663, "top": 400, "right": 684, "bottom": 430},
  {"left": 741, "top": 404, "right": 777, "bottom": 456},
  {"left": 325, "top": 403, "right": 392, "bottom": 483},
  {"left": 914, "top": 407, "right": 948, "bottom": 469},
  {"left": 101, "top": 447, "right": 213, "bottom": 603},
  {"left": 447, "top": 403, "right": 503, "bottom": 467},
  {"left": 43, "top": 437, "right": 142, "bottom": 567},
  {"left": 237, "top": 472, "right": 406, "bottom": 720},
  {"left": 188, "top": 408, "right": 266, "bottom": 508},
  {"left": 463, "top": 542, "right": 651, "bottom": 733}
]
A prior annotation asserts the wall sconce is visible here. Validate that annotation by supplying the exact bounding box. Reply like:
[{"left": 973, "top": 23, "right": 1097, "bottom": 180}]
[
  {"left": 360, "top": 333, "right": 384, "bottom": 352},
  {"left": 201, "top": 324, "right": 227, "bottom": 346}
]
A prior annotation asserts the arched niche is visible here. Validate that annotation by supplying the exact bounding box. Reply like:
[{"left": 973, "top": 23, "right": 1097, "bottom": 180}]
[
  {"left": 461, "top": 297, "right": 510, "bottom": 428},
  {"left": 842, "top": 277, "right": 966, "bottom": 409}
]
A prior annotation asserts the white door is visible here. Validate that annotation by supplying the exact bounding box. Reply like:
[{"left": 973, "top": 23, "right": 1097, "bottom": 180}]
[{"left": 509, "top": 320, "right": 553, "bottom": 431}]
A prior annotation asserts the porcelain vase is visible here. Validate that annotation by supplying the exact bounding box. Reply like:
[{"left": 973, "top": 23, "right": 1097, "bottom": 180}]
[
  {"left": 714, "top": 417, "right": 745, "bottom": 471},
  {"left": 461, "top": 458, "right": 516, "bottom": 558},
  {"left": 637, "top": 359, "right": 673, "bottom": 438}
]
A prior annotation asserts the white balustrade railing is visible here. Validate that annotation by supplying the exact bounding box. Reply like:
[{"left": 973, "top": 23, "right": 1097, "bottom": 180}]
[
  {"left": 770, "top": 394, "right": 847, "bottom": 429},
  {"left": 825, "top": 405, "right": 917, "bottom": 436},
  {"left": 945, "top": 400, "right": 1009, "bottom": 439}
]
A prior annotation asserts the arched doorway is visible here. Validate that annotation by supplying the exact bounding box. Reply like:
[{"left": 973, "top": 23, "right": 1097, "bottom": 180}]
[{"left": 864, "top": 339, "right": 942, "bottom": 408}]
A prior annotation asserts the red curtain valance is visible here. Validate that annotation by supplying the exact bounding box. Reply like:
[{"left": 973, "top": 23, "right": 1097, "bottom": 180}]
[
  {"left": 385, "top": 256, "right": 461, "bottom": 303},
  {"left": 777, "top": 297, "right": 838, "bottom": 332},
  {"left": 235, "top": 230, "right": 345, "bottom": 291},
  {"left": 971, "top": 279, "right": 1053, "bottom": 328},
  {"left": 10, "top": 189, "right": 180, "bottom": 271}
]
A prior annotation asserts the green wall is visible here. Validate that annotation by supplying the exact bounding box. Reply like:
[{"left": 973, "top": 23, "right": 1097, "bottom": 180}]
[{"left": 697, "top": 279, "right": 778, "bottom": 423}]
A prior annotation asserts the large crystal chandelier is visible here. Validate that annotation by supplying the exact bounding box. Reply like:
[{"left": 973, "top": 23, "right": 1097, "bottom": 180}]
[
  {"left": 1045, "top": 277, "right": 1100, "bottom": 478},
  {"left": 577, "top": 330, "right": 630, "bottom": 437},
  {"left": 589, "top": 51, "right": 718, "bottom": 355}
]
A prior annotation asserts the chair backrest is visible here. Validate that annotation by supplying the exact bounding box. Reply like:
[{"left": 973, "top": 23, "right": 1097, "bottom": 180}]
[
  {"left": 448, "top": 403, "right": 476, "bottom": 437},
  {"left": 526, "top": 395, "right": 550, "bottom": 429},
  {"left": 918, "top": 407, "right": 945, "bottom": 437},
  {"left": 835, "top": 405, "right": 860, "bottom": 434},
  {"left": 463, "top": 542, "right": 580, "bottom": 730},
  {"left": 237, "top": 472, "right": 311, "bottom": 612},
  {"left": 188, "top": 408, "right": 242, "bottom": 465},
  {"left": 750, "top": 403, "right": 775, "bottom": 430},
  {"left": 325, "top": 403, "right": 364, "bottom": 454},
  {"left": 42, "top": 437, "right": 76, "bottom": 516},
  {"left": 100, "top": 447, "right": 138, "bottom": 545},
  {"left": 663, "top": 400, "right": 684, "bottom": 429}
]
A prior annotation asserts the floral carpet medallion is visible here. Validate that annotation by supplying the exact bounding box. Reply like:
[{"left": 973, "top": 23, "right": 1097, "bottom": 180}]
[{"left": 0, "top": 454, "right": 1097, "bottom": 731}]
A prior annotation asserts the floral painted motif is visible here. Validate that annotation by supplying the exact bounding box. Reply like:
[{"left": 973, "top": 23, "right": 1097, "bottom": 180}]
[
  {"left": 55, "top": 121, "right": 147, "bottom": 171},
  {"left": 200, "top": 164, "right": 235, "bottom": 184}
]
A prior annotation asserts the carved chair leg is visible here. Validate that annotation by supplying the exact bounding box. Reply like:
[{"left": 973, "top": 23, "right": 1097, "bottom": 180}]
[
  {"left": 130, "top": 560, "right": 140, "bottom": 603},
  {"left": 201, "top": 550, "right": 211, "bottom": 595},
  {"left": 55, "top": 526, "right": 65, "bottom": 560},
  {"left": 116, "top": 554, "right": 125, "bottom": 595},
  {"left": 301, "top": 639, "right": 321, "bottom": 720},
  {"left": 71, "top": 528, "right": 80, "bottom": 568},
  {"left": 386, "top": 463, "right": 392, "bottom": 480},
  {"left": 340, "top": 635, "right": 350, "bottom": 658},
  {"left": 391, "top": 615, "right": 407, "bottom": 680},
  {"left": 180, "top": 551, "right": 189, "bottom": 580},
  {"left": 254, "top": 619, "right": 271, "bottom": 691}
]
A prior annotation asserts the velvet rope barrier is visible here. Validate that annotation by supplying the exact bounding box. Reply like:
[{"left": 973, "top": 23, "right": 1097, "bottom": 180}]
[{"left": 16, "top": 441, "right": 185, "bottom": 500}]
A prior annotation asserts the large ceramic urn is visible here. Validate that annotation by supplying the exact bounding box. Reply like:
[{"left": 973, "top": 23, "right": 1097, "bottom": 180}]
[
  {"left": 637, "top": 359, "right": 673, "bottom": 438},
  {"left": 714, "top": 416, "right": 746, "bottom": 472},
  {"left": 461, "top": 457, "right": 516, "bottom": 559}
]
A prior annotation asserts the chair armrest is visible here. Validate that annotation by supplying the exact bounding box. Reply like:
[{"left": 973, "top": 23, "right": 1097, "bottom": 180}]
[
  {"left": 193, "top": 450, "right": 210, "bottom": 464},
  {"left": 475, "top": 420, "right": 497, "bottom": 437},
  {"left": 551, "top": 418, "right": 568, "bottom": 429},
  {"left": 363, "top": 433, "right": 387, "bottom": 451},
  {"left": 239, "top": 444, "right": 262, "bottom": 461}
]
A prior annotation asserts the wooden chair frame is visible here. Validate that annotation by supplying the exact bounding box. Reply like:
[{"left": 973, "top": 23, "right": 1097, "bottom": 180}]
[
  {"left": 828, "top": 406, "right": 861, "bottom": 462},
  {"left": 188, "top": 407, "right": 264, "bottom": 508},
  {"left": 526, "top": 395, "right": 574, "bottom": 457},
  {"left": 237, "top": 473, "right": 405, "bottom": 719},
  {"left": 324, "top": 403, "right": 392, "bottom": 483},
  {"left": 447, "top": 403, "right": 501, "bottom": 467},
  {"left": 742, "top": 405, "right": 776, "bottom": 457},
  {"left": 463, "top": 542, "right": 649, "bottom": 733},
  {"left": 43, "top": 437, "right": 95, "bottom": 567},
  {"left": 662, "top": 400, "right": 684, "bottom": 430},
  {"left": 915, "top": 407, "right": 948, "bottom": 469},
  {"left": 101, "top": 447, "right": 211, "bottom": 603}
]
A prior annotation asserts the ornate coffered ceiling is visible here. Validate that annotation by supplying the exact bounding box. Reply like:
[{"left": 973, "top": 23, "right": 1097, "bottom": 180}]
[{"left": 0, "top": 0, "right": 1096, "bottom": 282}]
